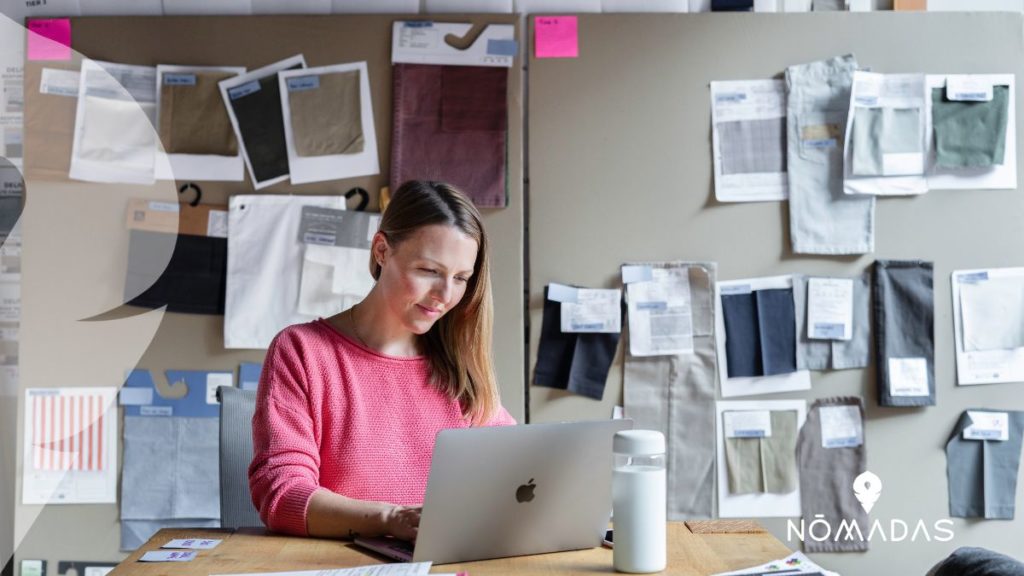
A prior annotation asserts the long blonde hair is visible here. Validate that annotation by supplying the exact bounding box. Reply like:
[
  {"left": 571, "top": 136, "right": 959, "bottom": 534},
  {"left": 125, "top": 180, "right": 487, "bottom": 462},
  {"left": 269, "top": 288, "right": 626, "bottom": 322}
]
[{"left": 370, "top": 181, "right": 499, "bottom": 425}]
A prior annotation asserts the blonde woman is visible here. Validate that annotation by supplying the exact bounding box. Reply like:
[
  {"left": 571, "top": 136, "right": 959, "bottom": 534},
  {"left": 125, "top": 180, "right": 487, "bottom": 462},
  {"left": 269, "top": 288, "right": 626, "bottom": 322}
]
[{"left": 249, "top": 181, "right": 516, "bottom": 542}]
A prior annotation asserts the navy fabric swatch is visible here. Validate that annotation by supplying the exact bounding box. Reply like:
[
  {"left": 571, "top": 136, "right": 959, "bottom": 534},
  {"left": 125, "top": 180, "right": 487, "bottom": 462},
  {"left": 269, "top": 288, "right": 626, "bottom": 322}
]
[
  {"left": 227, "top": 65, "right": 301, "bottom": 184},
  {"left": 712, "top": 0, "right": 754, "bottom": 10},
  {"left": 125, "top": 230, "right": 227, "bottom": 315},
  {"left": 722, "top": 292, "right": 762, "bottom": 378},
  {"left": 757, "top": 288, "right": 797, "bottom": 376}
]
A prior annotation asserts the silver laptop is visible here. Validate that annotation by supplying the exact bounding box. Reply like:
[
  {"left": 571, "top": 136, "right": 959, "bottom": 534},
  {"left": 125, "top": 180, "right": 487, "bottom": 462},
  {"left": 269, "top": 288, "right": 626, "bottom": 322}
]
[{"left": 355, "top": 419, "right": 632, "bottom": 565}]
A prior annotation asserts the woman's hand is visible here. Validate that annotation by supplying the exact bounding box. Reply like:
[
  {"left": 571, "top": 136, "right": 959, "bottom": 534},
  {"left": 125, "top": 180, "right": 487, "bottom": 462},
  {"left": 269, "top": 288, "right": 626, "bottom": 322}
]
[{"left": 383, "top": 505, "right": 422, "bottom": 541}]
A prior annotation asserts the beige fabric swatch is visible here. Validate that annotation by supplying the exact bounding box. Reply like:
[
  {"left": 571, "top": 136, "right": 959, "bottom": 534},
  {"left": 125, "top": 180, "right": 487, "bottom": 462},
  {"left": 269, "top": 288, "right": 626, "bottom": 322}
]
[
  {"left": 725, "top": 410, "right": 799, "bottom": 495},
  {"left": 289, "top": 70, "right": 364, "bottom": 157},
  {"left": 159, "top": 71, "right": 239, "bottom": 156}
]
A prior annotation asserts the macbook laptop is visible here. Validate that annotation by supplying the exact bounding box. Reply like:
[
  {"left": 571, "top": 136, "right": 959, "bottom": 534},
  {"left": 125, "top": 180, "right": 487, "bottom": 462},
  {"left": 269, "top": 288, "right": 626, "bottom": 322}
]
[{"left": 355, "top": 418, "right": 632, "bottom": 565}]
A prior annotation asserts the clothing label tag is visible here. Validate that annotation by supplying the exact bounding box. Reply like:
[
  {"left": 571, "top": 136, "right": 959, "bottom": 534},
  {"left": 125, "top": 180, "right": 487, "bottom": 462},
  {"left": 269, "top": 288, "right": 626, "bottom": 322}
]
[
  {"left": 621, "top": 265, "right": 653, "bottom": 284},
  {"left": 820, "top": 405, "right": 863, "bottom": 448},
  {"left": 140, "top": 405, "right": 173, "bottom": 417},
  {"left": 561, "top": 288, "right": 621, "bottom": 333},
  {"left": 946, "top": 76, "right": 994, "bottom": 102},
  {"left": 297, "top": 207, "right": 374, "bottom": 249},
  {"left": 715, "top": 92, "right": 747, "bottom": 104},
  {"left": 139, "top": 551, "right": 197, "bottom": 563},
  {"left": 720, "top": 284, "right": 752, "bottom": 296},
  {"left": 807, "top": 277, "right": 853, "bottom": 341},
  {"left": 228, "top": 81, "right": 261, "bottom": 100},
  {"left": 487, "top": 39, "right": 519, "bottom": 56},
  {"left": 888, "top": 357, "right": 930, "bottom": 397},
  {"left": 547, "top": 282, "right": 579, "bottom": 304},
  {"left": 958, "top": 271, "right": 989, "bottom": 284},
  {"left": 119, "top": 387, "right": 153, "bottom": 406},
  {"left": 148, "top": 201, "right": 180, "bottom": 213},
  {"left": 162, "top": 538, "right": 222, "bottom": 550},
  {"left": 724, "top": 410, "right": 772, "bottom": 438},
  {"left": 286, "top": 75, "right": 320, "bottom": 92},
  {"left": 164, "top": 73, "right": 197, "bottom": 86},
  {"left": 205, "top": 373, "right": 232, "bottom": 405},
  {"left": 207, "top": 210, "right": 228, "bottom": 238},
  {"left": 964, "top": 411, "right": 1009, "bottom": 441}
]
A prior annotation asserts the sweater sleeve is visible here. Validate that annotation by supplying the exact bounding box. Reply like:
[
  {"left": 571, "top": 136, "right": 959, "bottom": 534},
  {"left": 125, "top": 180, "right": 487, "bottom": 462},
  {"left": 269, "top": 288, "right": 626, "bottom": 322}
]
[
  {"left": 485, "top": 404, "right": 517, "bottom": 427},
  {"left": 248, "top": 331, "right": 322, "bottom": 536}
]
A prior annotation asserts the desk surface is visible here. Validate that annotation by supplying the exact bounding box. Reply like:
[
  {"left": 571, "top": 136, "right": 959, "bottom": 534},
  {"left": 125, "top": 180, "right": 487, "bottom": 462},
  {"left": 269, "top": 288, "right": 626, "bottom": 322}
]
[{"left": 112, "top": 522, "right": 792, "bottom": 576}]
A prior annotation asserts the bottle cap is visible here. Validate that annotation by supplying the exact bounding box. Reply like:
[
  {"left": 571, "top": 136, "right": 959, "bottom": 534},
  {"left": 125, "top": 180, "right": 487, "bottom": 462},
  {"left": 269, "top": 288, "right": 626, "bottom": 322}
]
[{"left": 613, "top": 429, "right": 665, "bottom": 455}]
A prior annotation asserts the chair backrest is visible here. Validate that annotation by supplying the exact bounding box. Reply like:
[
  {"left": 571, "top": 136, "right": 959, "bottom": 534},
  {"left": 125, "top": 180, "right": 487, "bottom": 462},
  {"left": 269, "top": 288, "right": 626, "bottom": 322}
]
[{"left": 218, "top": 386, "right": 263, "bottom": 529}]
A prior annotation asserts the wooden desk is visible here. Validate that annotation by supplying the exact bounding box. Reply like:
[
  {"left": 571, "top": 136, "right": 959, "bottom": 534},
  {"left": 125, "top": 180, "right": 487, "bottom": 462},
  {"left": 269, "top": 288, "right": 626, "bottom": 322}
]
[{"left": 113, "top": 523, "right": 793, "bottom": 576}]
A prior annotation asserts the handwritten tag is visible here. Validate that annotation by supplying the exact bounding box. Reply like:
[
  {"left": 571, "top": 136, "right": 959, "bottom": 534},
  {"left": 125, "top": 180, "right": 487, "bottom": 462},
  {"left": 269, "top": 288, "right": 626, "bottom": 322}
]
[
  {"left": 963, "top": 411, "right": 1009, "bottom": 441},
  {"left": 946, "top": 76, "right": 994, "bottom": 102},
  {"left": 139, "top": 550, "right": 197, "bottom": 562},
  {"left": 724, "top": 411, "right": 772, "bottom": 438},
  {"left": 163, "top": 538, "right": 222, "bottom": 550}
]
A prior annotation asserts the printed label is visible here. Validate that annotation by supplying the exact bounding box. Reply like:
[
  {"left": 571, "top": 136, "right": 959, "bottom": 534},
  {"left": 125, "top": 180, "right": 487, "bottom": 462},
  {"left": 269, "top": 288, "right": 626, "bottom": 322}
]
[
  {"left": 228, "top": 81, "right": 261, "bottom": 100},
  {"left": 286, "top": 75, "right": 320, "bottom": 92},
  {"left": 163, "top": 73, "right": 197, "bottom": 86}
]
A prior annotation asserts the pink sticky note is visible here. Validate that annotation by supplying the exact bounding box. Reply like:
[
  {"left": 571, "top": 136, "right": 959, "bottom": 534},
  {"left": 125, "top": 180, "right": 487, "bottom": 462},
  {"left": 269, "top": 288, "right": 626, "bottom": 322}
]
[
  {"left": 28, "top": 19, "right": 72, "bottom": 61},
  {"left": 534, "top": 16, "right": 578, "bottom": 59}
]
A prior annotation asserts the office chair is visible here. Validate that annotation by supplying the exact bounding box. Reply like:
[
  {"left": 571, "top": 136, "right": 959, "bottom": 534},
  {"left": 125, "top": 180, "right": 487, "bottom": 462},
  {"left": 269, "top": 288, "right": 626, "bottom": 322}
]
[{"left": 217, "top": 385, "right": 264, "bottom": 529}]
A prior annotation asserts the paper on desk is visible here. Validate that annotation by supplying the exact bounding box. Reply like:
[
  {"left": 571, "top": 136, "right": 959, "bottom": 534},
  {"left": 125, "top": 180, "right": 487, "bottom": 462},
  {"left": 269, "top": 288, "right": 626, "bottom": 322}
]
[
  {"left": 952, "top": 267, "right": 1024, "bottom": 386},
  {"left": 710, "top": 79, "right": 788, "bottom": 202},
  {"left": 626, "top": 267, "right": 694, "bottom": 356},
  {"left": 842, "top": 71, "right": 928, "bottom": 196},
  {"left": 925, "top": 74, "right": 1016, "bottom": 190},
  {"left": 712, "top": 551, "right": 839, "bottom": 575},
  {"left": 211, "top": 562, "right": 433, "bottom": 576}
]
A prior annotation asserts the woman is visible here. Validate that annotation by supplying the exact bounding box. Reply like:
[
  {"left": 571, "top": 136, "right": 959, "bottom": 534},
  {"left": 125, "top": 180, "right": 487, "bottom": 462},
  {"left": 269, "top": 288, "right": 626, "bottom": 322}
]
[{"left": 249, "top": 181, "right": 516, "bottom": 542}]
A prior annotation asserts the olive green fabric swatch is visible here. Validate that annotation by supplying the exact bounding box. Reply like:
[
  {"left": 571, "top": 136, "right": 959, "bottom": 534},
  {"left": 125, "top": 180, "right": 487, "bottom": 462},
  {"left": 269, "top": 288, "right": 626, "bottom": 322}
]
[
  {"left": 159, "top": 71, "right": 238, "bottom": 156},
  {"left": 725, "top": 410, "right": 799, "bottom": 495},
  {"left": 932, "top": 85, "right": 1009, "bottom": 168},
  {"left": 289, "top": 70, "right": 364, "bottom": 157}
]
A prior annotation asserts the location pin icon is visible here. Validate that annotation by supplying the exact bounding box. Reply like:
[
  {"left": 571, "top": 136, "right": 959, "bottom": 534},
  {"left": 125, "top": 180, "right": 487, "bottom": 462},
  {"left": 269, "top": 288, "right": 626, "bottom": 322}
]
[{"left": 853, "top": 471, "right": 882, "bottom": 513}]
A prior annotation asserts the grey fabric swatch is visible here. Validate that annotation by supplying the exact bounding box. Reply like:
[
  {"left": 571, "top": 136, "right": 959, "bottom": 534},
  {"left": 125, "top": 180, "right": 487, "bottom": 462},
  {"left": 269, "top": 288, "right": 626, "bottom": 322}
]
[
  {"left": 946, "top": 410, "right": 1024, "bottom": 520},
  {"left": 851, "top": 107, "right": 922, "bottom": 176},
  {"left": 624, "top": 262, "right": 717, "bottom": 519},
  {"left": 121, "top": 416, "right": 220, "bottom": 520},
  {"left": 933, "top": 85, "right": 1010, "bottom": 168},
  {"left": 786, "top": 54, "right": 875, "bottom": 255},
  {"left": 797, "top": 396, "right": 869, "bottom": 552},
  {"left": 813, "top": 0, "right": 846, "bottom": 9},
  {"left": 725, "top": 410, "right": 799, "bottom": 495},
  {"left": 873, "top": 259, "right": 935, "bottom": 407},
  {"left": 932, "top": 546, "right": 1024, "bottom": 576},
  {"left": 718, "top": 118, "right": 786, "bottom": 175},
  {"left": 219, "top": 386, "right": 263, "bottom": 529},
  {"left": 794, "top": 273, "right": 871, "bottom": 371},
  {"left": 722, "top": 291, "right": 762, "bottom": 377},
  {"left": 756, "top": 288, "right": 797, "bottom": 376}
]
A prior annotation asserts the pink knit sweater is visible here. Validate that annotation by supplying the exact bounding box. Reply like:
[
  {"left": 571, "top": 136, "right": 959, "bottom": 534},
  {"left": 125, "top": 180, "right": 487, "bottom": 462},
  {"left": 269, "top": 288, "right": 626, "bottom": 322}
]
[{"left": 248, "top": 319, "right": 516, "bottom": 536}]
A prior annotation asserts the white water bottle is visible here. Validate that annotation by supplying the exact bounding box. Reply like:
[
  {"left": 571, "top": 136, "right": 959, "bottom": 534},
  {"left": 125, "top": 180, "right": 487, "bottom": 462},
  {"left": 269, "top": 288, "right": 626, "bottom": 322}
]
[{"left": 612, "top": 430, "right": 666, "bottom": 573}]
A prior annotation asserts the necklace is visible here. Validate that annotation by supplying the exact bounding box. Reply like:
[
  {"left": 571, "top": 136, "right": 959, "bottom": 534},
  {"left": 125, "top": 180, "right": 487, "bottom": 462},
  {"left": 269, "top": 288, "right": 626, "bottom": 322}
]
[{"left": 349, "top": 304, "right": 370, "bottom": 349}]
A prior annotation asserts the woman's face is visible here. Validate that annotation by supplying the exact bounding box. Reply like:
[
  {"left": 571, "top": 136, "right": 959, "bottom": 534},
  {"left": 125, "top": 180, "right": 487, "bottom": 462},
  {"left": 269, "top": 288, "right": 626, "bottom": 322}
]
[{"left": 374, "top": 224, "right": 479, "bottom": 335}]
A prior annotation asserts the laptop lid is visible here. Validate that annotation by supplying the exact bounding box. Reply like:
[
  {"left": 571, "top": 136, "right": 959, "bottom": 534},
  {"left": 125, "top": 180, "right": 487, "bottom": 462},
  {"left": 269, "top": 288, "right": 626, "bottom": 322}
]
[{"left": 412, "top": 419, "right": 632, "bottom": 565}]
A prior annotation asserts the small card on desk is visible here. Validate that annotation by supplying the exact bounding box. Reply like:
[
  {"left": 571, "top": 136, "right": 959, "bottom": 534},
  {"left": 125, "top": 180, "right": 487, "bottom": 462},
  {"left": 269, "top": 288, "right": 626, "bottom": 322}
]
[
  {"left": 163, "top": 538, "right": 222, "bottom": 550},
  {"left": 139, "top": 551, "right": 198, "bottom": 562}
]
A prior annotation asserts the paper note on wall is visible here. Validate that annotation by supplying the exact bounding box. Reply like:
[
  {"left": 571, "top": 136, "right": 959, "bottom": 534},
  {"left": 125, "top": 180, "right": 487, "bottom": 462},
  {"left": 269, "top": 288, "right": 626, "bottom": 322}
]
[
  {"left": 534, "top": 16, "right": 578, "bottom": 59},
  {"left": 27, "top": 19, "right": 72, "bottom": 61}
]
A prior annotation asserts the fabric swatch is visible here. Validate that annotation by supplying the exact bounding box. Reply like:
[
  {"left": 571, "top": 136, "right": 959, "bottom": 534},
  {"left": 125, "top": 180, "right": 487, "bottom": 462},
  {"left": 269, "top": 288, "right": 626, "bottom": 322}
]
[
  {"left": 873, "top": 259, "right": 935, "bottom": 407},
  {"left": 79, "top": 96, "right": 156, "bottom": 162},
  {"left": 851, "top": 107, "right": 922, "bottom": 176},
  {"left": 289, "top": 70, "right": 364, "bottom": 157},
  {"left": 624, "top": 262, "right": 718, "bottom": 519},
  {"left": 722, "top": 292, "right": 761, "bottom": 378},
  {"left": 722, "top": 288, "right": 797, "bottom": 377},
  {"left": 797, "top": 396, "right": 869, "bottom": 552},
  {"left": 946, "top": 410, "right": 1024, "bottom": 520},
  {"left": 725, "top": 410, "right": 799, "bottom": 495},
  {"left": 297, "top": 244, "right": 374, "bottom": 317},
  {"left": 786, "top": 54, "right": 875, "bottom": 254},
  {"left": 718, "top": 118, "right": 787, "bottom": 176},
  {"left": 793, "top": 272, "right": 871, "bottom": 371},
  {"left": 227, "top": 65, "right": 301, "bottom": 184},
  {"left": 124, "top": 229, "right": 227, "bottom": 315},
  {"left": 534, "top": 287, "right": 621, "bottom": 400},
  {"left": 933, "top": 85, "right": 1009, "bottom": 168},
  {"left": 391, "top": 64, "right": 508, "bottom": 208},
  {"left": 159, "top": 71, "right": 238, "bottom": 156}
]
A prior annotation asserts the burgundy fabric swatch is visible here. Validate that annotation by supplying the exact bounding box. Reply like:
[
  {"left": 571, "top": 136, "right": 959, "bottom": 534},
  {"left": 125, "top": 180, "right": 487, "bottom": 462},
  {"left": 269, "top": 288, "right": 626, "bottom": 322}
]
[{"left": 390, "top": 64, "right": 508, "bottom": 208}]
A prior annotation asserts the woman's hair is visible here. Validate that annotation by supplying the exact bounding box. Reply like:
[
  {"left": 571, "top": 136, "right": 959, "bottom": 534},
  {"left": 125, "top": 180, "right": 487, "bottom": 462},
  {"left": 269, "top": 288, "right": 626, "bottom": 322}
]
[{"left": 371, "top": 180, "right": 499, "bottom": 425}]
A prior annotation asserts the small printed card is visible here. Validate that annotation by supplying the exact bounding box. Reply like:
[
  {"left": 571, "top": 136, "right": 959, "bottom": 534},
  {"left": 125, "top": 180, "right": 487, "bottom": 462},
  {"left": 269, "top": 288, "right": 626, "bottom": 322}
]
[
  {"left": 162, "top": 538, "right": 223, "bottom": 550},
  {"left": 724, "top": 410, "right": 772, "bottom": 438},
  {"left": 820, "top": 405, "right": 864, "bottom": 449},
  {"left": 139, "top": 550, "right": 198, "bottom": 562},
  {"left": 963, "top": 411, "right": 1009, "bottom": 441}
]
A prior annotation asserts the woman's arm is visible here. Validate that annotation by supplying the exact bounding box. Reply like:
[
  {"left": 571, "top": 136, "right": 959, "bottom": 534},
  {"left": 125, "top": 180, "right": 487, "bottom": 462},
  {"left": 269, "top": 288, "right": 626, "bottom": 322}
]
[{"left": 306, "top": 490, "right": 421, "bottom": 540}]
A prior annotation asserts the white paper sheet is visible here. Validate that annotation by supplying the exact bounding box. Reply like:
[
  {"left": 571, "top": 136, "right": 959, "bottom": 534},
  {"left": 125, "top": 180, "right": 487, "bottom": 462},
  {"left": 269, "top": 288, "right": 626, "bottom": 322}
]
[
  {"left": 515, "top": 0, "right": 601, "bottom": 12},
  {"left": 715, "top": 275, "right": 812, "bottom": 397},
  {"left": 211, "top": 563, "right": 433, "bottom": 576},
  {"left": 602, "top": 0, "right": 688, "bottom": 10},
  {"left": 424, "top": 0, "right": 513, "bottom": 12},
  {"left": 70, "top": 60, "right": 157, "bottom": 184},
  {"left": 710, "top": 80, "right": 788, "bottom": 202},
  {"left": 716, "top": 400, "right": 806, "bottom": 518},
  {"left": 962, "top": 276, "right": 1024, "bottom": 352},
  {"left": 713, "top": 551, "right": 839, "bottom": 576},
  {"left": 219, "top": 54, "right": 306, "bottom": 190},
  {"left": 225, "top": 194, "right": 346, "bottom": 349},
  {"left": 155, "top": 65, "right": 246, "bottom": 182},
  {"left": 819, "top": 405, "right": 863, "bottom": 448},
  {"left": 626, "top": 267, "right": 693, "bottom": 356},
  {"left": 162, "top": 0, "right": 252, "bottom": 14},
  {"left": 557, "top": 287, "right": 621, "bottom": 333},
  {"left": 79, "top": 0, "right": 163, "bottom": 15},
  {"left": 331, "top": 0, "right": 419, "bottom": 13},
  {"left": 842, "top": 71, "right": 928, "bottom": 196},
  {"left": 25, "top": 0, "right": 83, "bottom": 16},
  {"left": 952, "top": 267, "right": 1024, "bottom": 385},
  {"left": 39, "top": 68, "right": 80, "bottom": 97},
  {"left": 297, "top": 243, "right": 373, "bottom": 318},
  {"left": 279, "top": 62, "right": 379, "bottom": 185},
  {"left": 0, "top": 22, "right": 24, "bottom": 168},
  {"left": 925, "top": 74, "right": 1017, "bottom": 190},
  {"left": 252, "top": 0, "right": 331, "bottom": 13},
  {"left": 22, "top": 387, "right": 118, "bottom": 504}
]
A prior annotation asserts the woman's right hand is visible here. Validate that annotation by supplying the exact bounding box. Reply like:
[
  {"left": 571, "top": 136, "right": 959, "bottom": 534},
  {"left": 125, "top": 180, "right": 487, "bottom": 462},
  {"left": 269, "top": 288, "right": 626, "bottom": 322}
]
[{"left": 383, "top": 505, "right": 422, "bottom": 541}]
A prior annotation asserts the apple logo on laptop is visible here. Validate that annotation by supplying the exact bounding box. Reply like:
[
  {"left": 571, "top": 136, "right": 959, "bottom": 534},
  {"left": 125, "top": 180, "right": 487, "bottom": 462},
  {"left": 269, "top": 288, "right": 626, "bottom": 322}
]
[{"left": 516, "top": 479, "right": 536, "bottom": 503}]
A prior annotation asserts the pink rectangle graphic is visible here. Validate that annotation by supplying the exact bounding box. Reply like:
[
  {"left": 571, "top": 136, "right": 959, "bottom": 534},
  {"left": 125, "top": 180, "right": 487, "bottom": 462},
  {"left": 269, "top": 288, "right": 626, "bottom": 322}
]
[
  {"left": 27, "top": 19, "right": 72, "bottom": 62},
  {"left": 534, "top": 16, "right": 578, "bottom": 59}
]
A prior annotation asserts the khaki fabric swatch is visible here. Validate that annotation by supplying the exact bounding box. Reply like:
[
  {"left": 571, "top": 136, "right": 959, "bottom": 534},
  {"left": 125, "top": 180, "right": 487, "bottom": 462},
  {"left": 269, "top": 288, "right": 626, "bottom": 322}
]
[
  {"left": 159, "top": 72, "right": 238, "bottom": 156},
  {"left": 725, "top": 410, "right": 799, "bottom": 495},
  {"left": 289, "top": 70, "right": 364, "bottom": 157}
]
